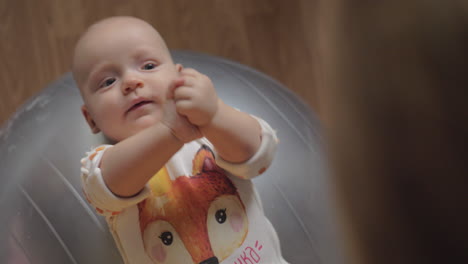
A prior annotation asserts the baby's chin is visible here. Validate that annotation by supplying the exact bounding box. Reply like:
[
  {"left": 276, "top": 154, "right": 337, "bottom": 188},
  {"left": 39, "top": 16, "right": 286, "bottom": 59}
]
[{"left": 131, "top": 114, "right": 163, "bottom": 132}]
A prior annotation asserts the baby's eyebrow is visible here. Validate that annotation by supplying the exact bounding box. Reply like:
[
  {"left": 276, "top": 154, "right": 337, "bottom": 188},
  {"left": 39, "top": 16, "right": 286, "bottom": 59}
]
[
  {"left": 83, "top": 62, "right": 112, "bottom": 90},
  {"left": 131, "top": 47, "right": 157, "bottom": 60},
  {"left": 87, "top": 62, "right": 114, "bottom": 86}
]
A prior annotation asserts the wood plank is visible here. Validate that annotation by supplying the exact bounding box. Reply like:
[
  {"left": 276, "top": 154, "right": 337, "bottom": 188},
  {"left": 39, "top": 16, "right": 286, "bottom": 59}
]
[{"left": 0, "top": 0, "right": 319, "bottom": 125}]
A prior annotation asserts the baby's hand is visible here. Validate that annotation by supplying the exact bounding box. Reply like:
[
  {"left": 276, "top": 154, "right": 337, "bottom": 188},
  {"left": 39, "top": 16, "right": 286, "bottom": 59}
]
[
  {"left": 161, "top": 79, "right": 202, "bottom": 143},
  {"left": 170, "top": 68, "right": 219, "bottom": 127}
]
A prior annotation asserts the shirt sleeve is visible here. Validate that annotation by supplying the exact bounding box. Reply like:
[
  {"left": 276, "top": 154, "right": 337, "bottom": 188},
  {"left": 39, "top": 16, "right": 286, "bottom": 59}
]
[
  {"left": 80, "top": 145, "right": 151, "bottom": 217},
  {"left": 212, "top": 115, "right": 279, "bottom": 179}
]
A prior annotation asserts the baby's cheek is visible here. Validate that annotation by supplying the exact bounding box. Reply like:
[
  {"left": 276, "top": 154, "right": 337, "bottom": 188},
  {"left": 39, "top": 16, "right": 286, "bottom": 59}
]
[
  {"left": 151, "top": 244, "right": 166, "bottom": 263},
  {"left": 230, "top": 212, "right": 244, "bottom": 232}
]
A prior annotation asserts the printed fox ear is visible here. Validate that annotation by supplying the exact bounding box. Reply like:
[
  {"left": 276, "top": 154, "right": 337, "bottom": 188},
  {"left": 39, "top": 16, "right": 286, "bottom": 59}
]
[
  {"left": 148, "top": 166, "right": 172, "bottom": 196},
  {"left": 192, "top": 145, "right": 216, "bottom": 175}
]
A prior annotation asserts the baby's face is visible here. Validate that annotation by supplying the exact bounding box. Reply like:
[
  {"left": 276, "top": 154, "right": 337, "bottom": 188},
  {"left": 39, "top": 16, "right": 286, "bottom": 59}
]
[{"left": 73, "top": 17, "right": 181, "bottom": 141}]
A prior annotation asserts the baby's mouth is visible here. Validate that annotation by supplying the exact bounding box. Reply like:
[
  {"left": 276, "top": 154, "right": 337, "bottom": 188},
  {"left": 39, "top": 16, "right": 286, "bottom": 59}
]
[{"left": 126, "top": 100, "right": 153, "bottom": 113}]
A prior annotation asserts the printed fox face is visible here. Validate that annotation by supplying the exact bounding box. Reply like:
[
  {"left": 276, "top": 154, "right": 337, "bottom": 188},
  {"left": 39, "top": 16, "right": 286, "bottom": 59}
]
[{"left": 138, "top": 146, "right": 249, "bottom": 264}]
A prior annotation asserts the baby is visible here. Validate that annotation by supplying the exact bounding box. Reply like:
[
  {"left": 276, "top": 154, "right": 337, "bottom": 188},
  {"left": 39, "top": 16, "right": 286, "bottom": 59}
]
[{"left": 73, "top": 16, "right": 287, "bottom": 264}]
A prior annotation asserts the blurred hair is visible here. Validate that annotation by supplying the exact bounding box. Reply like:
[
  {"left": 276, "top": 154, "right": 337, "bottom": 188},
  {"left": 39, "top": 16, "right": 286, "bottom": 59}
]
[{"left": 317, "top": 1, "right": 468, "bottom": 263}]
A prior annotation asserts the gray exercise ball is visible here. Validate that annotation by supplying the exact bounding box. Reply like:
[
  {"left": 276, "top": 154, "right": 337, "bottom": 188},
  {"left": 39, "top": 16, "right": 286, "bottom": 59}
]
[{"left": 0, "top": 51, "right": 343, "bottom": 264}]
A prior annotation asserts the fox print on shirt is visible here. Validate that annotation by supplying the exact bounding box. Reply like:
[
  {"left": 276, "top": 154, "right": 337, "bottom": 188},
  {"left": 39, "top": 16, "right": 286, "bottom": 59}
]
[{"left": 138, "top": 146, "right": 249, "bottom": 264}]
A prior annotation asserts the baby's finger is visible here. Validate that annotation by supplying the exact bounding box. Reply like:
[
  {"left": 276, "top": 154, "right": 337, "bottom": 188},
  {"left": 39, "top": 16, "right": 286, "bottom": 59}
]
[
  {"left": 173, "top": 86, "right": 195, "bottom": 101},
  {"left": 180, "top": 68, "right": 200, "bottom": 77},
  {"left": 178, "top": 75, "right": 197, "bottom": 87},
  {"left": 167, "top": 77, "right": 185, "bottom": 99},
  {"left": 175, "top": 99, "right": 194, "bottom": 116}
]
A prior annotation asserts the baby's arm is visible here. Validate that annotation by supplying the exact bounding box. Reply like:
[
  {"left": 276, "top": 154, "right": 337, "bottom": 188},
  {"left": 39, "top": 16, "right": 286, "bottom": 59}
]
[
  {"left": 200, "top": 100, "right": 261, "bottom": 163},
  {"left": 173, "top": 68, "right": 261, "bottom": 163},
  {"left": 100, "top": 82, "right": 201, "bottom": 197}
]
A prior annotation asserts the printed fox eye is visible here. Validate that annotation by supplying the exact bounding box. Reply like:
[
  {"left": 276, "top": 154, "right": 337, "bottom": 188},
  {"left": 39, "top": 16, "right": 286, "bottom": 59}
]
[
  {"left": 159, "top": 231, "right": 173, "bottom": 246},
  {"left": 143, "top": 221, "right": 192, "bottom": 263},
  {"left": 99, "top": 77, "right": 116, "bottom": 88},
  {"left": 208, "top": 196, "right": 248, "bottom": 262},
  {"left": 142, "top": 62, "right": 157, "bottom": 70},
  {"left": 215, "top": 209, "right": 227, "bottom": 224}
]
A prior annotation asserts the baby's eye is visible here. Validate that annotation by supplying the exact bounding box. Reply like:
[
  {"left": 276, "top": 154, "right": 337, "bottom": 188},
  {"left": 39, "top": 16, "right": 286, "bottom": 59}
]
[
  {"left": 142, "top": 62, "right": 157, "bottom": 70},
  {"left": 99, "top": 77, "right": 116, "bottom": 88}
]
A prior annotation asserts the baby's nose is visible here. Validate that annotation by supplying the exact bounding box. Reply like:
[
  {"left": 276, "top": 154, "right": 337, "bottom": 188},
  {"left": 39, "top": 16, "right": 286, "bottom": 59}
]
[{"left": 123, "top": 78, "right": 143, "bottom": 93}]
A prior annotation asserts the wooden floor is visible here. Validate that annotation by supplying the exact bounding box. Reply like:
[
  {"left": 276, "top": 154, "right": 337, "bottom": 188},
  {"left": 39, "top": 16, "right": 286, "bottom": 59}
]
[{"left": 0, "top": 0, "right": 320, "bottom": 125}]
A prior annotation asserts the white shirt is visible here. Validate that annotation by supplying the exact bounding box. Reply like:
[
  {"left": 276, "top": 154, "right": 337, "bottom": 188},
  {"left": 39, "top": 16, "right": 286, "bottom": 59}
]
[{"left": 80, "top": 117, "right": 288, "bottom": 264}]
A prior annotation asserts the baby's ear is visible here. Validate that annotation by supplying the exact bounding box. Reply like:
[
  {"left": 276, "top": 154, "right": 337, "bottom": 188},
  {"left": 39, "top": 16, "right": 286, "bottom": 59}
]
[{"left": 81, "top": 105, "right": 100, "bottom": 134}]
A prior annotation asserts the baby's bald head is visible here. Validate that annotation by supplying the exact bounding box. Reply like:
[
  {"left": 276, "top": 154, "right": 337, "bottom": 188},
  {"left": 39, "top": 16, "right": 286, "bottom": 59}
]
[{"left": 72, "top": 16, "right": 171, "bottom": 93}]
